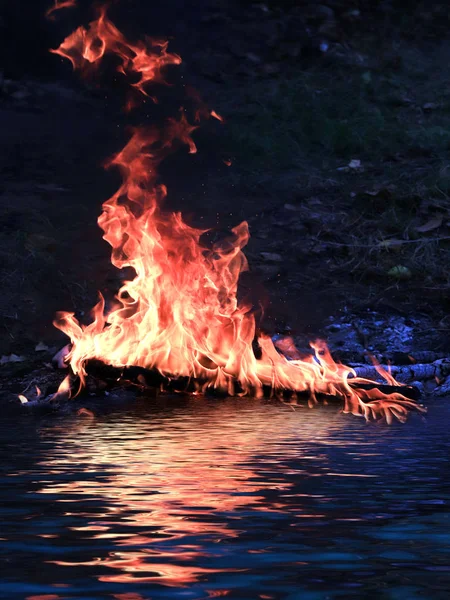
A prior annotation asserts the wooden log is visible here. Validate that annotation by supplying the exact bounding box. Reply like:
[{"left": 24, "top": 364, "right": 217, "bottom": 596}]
[
  {"left": 83, "top": 359, "right": 421, "bottom": 401},
  {"left": 84, "top": 360, "right": 191, "bottom": 393},
  {"left": 351, "top": 359, "right": 450, "bottom": 384}
]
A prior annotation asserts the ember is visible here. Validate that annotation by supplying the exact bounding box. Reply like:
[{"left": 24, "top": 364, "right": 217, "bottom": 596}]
[{"left": 49, "top": 4, "right": 425, "bottom": 422}]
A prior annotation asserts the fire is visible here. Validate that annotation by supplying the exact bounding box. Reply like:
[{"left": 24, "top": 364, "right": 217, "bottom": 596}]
[
  {"left": 46, "top": 0, "right": 77, "bottom": 20},
  {"left": 50, "top": 5, "right": 181, "bottom": 104},
  {"left": 50, "top": 6, "right": 425, "bottom": 422}
]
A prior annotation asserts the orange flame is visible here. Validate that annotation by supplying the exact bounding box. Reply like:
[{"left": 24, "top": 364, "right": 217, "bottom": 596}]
[
  {"left": 52, "top": 375, "right": 72, "bottom": 401},
  {"left": 51, "top": 5, "right": 181, "bottom": 102},
  {"left": 51, "top": 9, "right": 425, "bottom": 422},
  {"left": 46, "top": 0, "right": 77, "bottom": 20}
]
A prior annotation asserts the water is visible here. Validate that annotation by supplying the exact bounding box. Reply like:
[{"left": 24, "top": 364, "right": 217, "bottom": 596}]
[{"left": 0, "top": 396, "right": 449, "bottom": 599}]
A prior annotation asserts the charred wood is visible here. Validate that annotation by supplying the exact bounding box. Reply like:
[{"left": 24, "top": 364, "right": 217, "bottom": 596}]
[
  {"left": 351, "top": 359, "right": 450, "bottom": 384},
  {"left": 83, "top": 359, "right": 421, "bottom": 403}
]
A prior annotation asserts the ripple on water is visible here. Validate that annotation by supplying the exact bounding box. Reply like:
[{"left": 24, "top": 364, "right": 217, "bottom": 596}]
[{"left": 0, "top": 396, "right": 449, "bottom": 599}]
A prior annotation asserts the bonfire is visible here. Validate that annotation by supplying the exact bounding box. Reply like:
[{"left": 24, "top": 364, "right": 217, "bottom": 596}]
[{"left": 44, "top": 3, "right": 425, "bottom": 422}]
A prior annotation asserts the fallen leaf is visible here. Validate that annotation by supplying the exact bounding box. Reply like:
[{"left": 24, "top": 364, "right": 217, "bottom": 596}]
[{"left": 415, "top": 215, "right": 443, "bottom": 233}]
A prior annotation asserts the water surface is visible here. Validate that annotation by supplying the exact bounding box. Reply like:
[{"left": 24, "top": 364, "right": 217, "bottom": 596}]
[{"left": 1, "top": 396, "right": 449, "bottom": 599}]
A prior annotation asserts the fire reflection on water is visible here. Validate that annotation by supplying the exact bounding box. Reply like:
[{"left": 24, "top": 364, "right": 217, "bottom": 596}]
[
  {"left": 34, "top": 402, "right": 341, "bottom": 587},
  {"left": 2, "top": 398, "right": 447, "bottom": 600}
]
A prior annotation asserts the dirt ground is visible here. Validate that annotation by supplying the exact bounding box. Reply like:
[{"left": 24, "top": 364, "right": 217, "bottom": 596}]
[{"left": 1, "top": 0, "right": 449, "bottom": 384}]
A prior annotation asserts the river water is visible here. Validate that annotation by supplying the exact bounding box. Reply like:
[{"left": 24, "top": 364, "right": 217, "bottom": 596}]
[{"left": 0, "top": 396, "right": 449, "bottom": 599}]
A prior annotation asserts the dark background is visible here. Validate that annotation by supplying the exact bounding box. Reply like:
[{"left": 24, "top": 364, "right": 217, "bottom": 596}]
[{"left": 2, "top": 1, "right": 450, "bottom": 78}]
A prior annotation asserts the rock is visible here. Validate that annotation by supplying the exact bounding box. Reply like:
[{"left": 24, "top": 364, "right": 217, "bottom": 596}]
[
  {"left": 52, "top": 344, "right": 71, "bottom": 369},
  {"left": 35, "top": 342, "right": 49, "bottom": 352},
  {"left": 434, "top": 378, "right": 450, "bottom": 395}
]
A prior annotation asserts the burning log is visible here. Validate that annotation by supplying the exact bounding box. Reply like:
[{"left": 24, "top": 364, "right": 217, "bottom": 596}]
[
  {"left": 84, "top": 359, "right": 176, "bottom": 392},
  {"left": 82, "top": 358, "right": 422, "bottom": 402}
]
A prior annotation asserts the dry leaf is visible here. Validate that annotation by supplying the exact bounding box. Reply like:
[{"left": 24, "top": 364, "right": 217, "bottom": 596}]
[{"left": 416, "top": 215, "right": 443, "bottom": 233}]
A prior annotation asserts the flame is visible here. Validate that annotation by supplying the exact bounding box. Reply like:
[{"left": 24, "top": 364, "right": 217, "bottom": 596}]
[
  {"left": 50, "top": 8, "right": 425, "bottom": 422},
  {"left": 52, "top": 375, "right": 72, "bottom": 401},
  {"left": 369, "top": 356, "right": 400, "bottom": 387},
  {"left": 210, "top": 110, "right": 223, "bottom": 122},
  {"left": 46, "top": 0, "right": 77, "bottom": 20},
  {"left": 50, "top": 5, "right": 181, "bottom": 103},
  {"left": 17, "top": 385, "right": 42, "bottom": 404}
]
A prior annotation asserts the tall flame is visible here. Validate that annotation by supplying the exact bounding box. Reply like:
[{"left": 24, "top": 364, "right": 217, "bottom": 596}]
[{"left": 51, "top": 7, "right": 425, "bottom": 422}]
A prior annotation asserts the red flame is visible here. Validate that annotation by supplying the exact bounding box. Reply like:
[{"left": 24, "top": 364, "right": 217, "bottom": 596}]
[
  {"left": 46, "top": 0, "right": 77, "bottom": 20},
  {"left": 51, "top": 8, "right": 425, "bottom": 422},
  {"left": 50, "top": 5, "right": 181, "bottom": 103}
]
